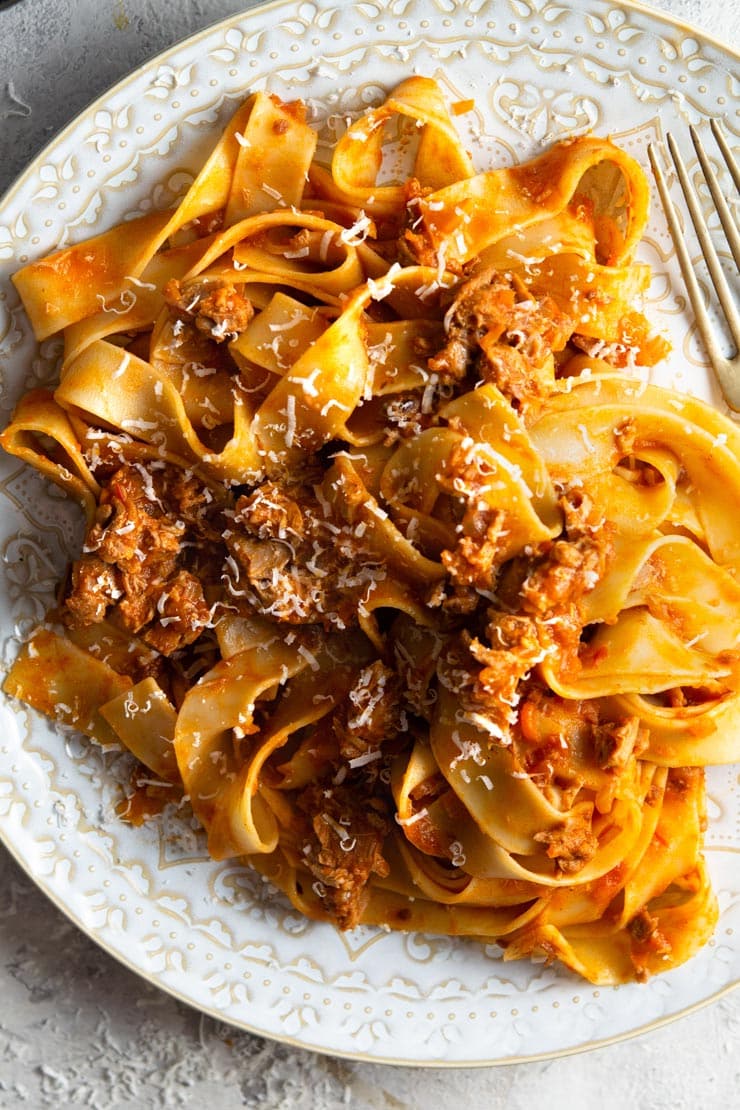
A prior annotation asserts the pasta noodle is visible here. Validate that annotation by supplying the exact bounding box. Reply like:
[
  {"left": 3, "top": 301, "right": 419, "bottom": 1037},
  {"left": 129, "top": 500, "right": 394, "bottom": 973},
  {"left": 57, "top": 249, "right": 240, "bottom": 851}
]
[{"left": 3, "top": 77, "right": 739, "bottom": 984}]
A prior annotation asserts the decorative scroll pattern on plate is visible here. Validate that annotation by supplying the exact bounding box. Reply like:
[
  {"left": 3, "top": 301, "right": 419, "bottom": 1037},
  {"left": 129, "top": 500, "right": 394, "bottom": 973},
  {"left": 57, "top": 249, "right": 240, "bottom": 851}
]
[{"left": 0, "top": 0, "right": 738, "bottom": 1065}]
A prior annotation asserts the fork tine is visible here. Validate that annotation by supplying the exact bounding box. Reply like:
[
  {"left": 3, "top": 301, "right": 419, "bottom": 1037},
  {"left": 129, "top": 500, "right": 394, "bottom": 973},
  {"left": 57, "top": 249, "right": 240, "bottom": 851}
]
[
  {"left": 690, "top": 124, "right": 740, "bottom": 270},
  {"left": 710, "top": 118, "right": 740, "bottom": 193},
  {"left": 647, "top": 142, "right": 715, "bottom": 358},
  {"left": 648, "top": 139, "right": 740, "bottom": 410},
  {"left": 665, "top": 132, "right": 740, "bottom": 352}
]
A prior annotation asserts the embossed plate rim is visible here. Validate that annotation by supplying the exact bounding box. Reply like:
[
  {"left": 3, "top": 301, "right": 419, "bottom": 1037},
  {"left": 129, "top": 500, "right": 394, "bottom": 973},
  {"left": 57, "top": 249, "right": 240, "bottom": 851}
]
[{"left": 0, "top": 0, "right": 739, "bottom": 1066}]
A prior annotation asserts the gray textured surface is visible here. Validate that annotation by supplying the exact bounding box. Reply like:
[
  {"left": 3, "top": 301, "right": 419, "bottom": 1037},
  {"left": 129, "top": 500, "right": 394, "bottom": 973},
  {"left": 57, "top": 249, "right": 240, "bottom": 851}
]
[
  {"left": 0, "top": 0, "right": 250, "bottom": 194},
  {"left": 1, "top": 1, "right": 739, "bottom": 1106}
]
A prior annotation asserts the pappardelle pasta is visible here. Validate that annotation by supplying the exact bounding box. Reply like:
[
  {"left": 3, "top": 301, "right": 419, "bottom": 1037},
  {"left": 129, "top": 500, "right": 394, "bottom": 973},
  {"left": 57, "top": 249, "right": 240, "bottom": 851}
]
[{"left": 3, "top": 77, "right": 739, "bottom": 984}]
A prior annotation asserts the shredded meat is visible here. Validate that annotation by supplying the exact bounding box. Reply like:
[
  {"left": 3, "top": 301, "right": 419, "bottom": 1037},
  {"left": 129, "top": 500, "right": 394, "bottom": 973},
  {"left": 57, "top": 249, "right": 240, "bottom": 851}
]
[
  {"left": 434, "top": 614, "right": 546, "bottom": 745},
  {"left": 399, "top": 179, "right": 439, "bottom": 268},
  {"left": 533, "top": 803, "right": 598, "bottom": 875},
  {"left": 296, "top": 780, "right": 391, "bottom": 929},
  {"left": 428, "top": 267, "right": 573, "bottom": 411},
  {"left": 468, "top": 613, "right": 545, "bottom": 720},
  {"left": 63, "top": 462, "right": 219, "bottom": 654},
  {"left": 436, "top": 438, "right": 519, "bottom": 589},
  {"left": 164, "top": 278, "right": 254, "bottom": 341},
  {"left": 90, "top": 467, "right": 182, "bottom": 568},
  {"left": 440, "top": 512, "right": 510, "bottom": 591},
  {"left": 391, "top": 618, "right": 445, "bottom": 721},
  {"left": 429, "top": 268, "right": 518, "bottom": 383},
  {"left": 432, "top": 482, "right": 615, "bottom": 749},
  {"left": 424, "top": 579, "right": 479, "bottom": 614},
  {"left": 225, "top": 479, "right": 384, "bottom": 631},
  {"left": 613, "top": 416, "right": 638, "bottom": 458},
  {"left": 478, "top": 343, "right": 532, "bottom": 402},
  {"left": 628, "top": 908, "right": 672, "bottom": 981},
  {"left": 479, "top": 292, "right": 572, "bottom": 393},
  {"left": 592, "top": 716, "right": 647, "bottom": 770},
  {"left": 332, "top": 661, "right": 403, "bottom": 761},
  {"left": 520, "top": 536, "right": 603, "bottom": 617},
  {"left": 167, "top": 468, "right": 227, "bottom": 546},
  {"left": 628, "top": 907, "right": 661, "bottom": 943},
  {"left": 142, "top": 569, "right": 212, "bottom": 655},
  {"left": 382, "top": 393, "right": 429, "bottom": 443},
  {"left": 237, "top": 479, "right": 304, "bottom": 538},
  {"left": 498, "top": 490, "right": 614, "bottom": 621},
  {"left": 65, "top": 557, "right": 122, "bottom": 626},
  {"left": 66, "top": 465, "right": 181, "bottom": 630},
  {"left": 666, "top": 766, "right": 703, "bottom": 797}
]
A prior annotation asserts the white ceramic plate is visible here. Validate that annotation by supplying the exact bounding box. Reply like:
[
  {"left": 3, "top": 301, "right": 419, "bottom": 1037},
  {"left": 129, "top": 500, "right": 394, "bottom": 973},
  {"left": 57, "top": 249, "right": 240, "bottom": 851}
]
[{"left": 0, "top": 0, "right": 738, "bottom": 1066}]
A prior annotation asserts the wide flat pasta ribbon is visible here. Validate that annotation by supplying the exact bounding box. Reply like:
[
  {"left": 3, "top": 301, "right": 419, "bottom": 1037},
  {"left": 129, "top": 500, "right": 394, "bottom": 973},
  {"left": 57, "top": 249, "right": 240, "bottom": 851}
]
[
  {"left": 4, "top": 77, "right": 739, "bottom": 987},
  {"left": 0, "top": 388, "right": 100, "bottom": 520},
  {"left": 173, "top": 637, "right": 310, "bottom": 858},
  {"left": 427, "top": 686, "right": 642, "bottom": 886},
  {"left": 55, "top": 339, "right": 262, "bottom": 482},
  {"left": 13, "top": 92, "right": 317, "bottom": 344},
  {"left": 331, "top": 76, "right": 475, "bottom": 216},
  {"left": 531, "top": 375, "right": 740, "bottom": 564},
  {"left": 5, "top": 628, "right": 131, "bottom": 746},
  {"left": 419, "top": 135, "right": 649, "bottom": 268}
]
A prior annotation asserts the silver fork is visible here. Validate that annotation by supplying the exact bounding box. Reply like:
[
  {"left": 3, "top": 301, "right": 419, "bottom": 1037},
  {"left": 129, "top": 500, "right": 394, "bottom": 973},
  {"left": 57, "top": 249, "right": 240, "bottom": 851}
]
[{"left": 648, "top": 121, "right": 740, "bottom": 410}]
